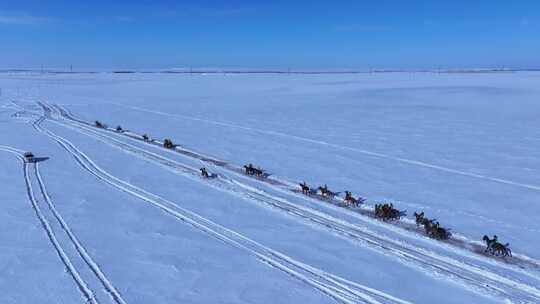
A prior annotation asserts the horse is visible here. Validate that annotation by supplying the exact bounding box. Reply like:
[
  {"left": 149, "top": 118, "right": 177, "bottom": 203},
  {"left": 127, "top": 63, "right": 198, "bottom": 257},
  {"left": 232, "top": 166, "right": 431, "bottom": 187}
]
[
  {"left": 318, "top": 185, "right": 339, "bottom": 199},
  {"left": 244, "top": 164, "right": 254, "bottom": 175},
  {"left": 318, "top": 185, "right": 328, "bottom": 196},
  {"left": 142, "top": 134, "right": 150, "bottom": 141},
  {"left": 163, "top": 139, "right": 175, "bottom": 149},
  {"left": 375, "top": 203, "right": 403, "bottom": 221},
  {"left": 299, "top": 182, "right": 310, "bottom": 195},
  {"left": 482, "top": 235, "right": 511, "bottom": 257},
  {"left": 344, "top": 191, "right": 363, "bottom": 207},
  {"left": 491, "top": 242, "right": 512, "bottom": 257},
  {"left": 430, "top": 222, "right": 452, "bottom": 240},
  {"left": 200, "top": 167, "right": 217, "bottom": 179},
  {"left": 252, "top": 167, "right": 264, "bottom": 176},
  {"left": 95, "top": 120, "right": 105, "bottom": 128},
  {"left": 414, "top": 211, "right": 428, "bottom": 227},
  {"left": 244, "top": 163, "right": 264, "bottom": 176},
  {"left": 482, "top": 235, "right": 497, "bottom": 252}
]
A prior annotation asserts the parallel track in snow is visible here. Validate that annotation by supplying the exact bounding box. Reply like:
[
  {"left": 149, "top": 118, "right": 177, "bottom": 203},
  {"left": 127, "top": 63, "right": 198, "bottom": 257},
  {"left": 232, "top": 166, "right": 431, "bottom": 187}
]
[
  {"left": 34, "top": 160, "right": 128, "bottom": 304},
  {"left": 50, "top": 101, "right": 540, "bottom": 244},
  {"left": 57, "top": 102, "right": 540, "bottom": 270},
  {"left": 31, "top": 108, "right": 410, "bottom": 304},
  {"left": 47, "top": 102, "right": 540, "bottom": 271},
  {"left": 108, "top": 102, "right": 540, "bottom": 193},
  {"left": 29, "top": 102, "right": 540, "bottom": 303},
  {"left": 0, "top": 146, "right": 102, "bottom": 304}
]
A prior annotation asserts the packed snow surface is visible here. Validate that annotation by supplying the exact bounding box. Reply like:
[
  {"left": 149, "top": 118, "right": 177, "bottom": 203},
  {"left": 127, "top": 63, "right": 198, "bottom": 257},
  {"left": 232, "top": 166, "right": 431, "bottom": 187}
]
[{"left": 1, "top": 71, "right": 540, "bottom": 304}]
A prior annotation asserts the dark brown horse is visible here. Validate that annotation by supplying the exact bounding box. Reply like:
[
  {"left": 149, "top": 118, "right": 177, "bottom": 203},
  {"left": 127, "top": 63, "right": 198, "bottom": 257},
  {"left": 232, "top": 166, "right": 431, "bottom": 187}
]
[
  {"left": 318, "top": 184, "right": 339, "bottom": 199},
  {"left": 375, "top": 203, "right": 404, "bottom": 221},
  {"left": 163, "top": 139, "right": 175, "bottom": 149},
  {"left": 491, "top": 243, "right": 512, "bottom": 257},
  {"left": 344, "top": 191, "right": 363, "bottom": 207},
  {"left": 413, "top": 211, "right": 428, "bottom": 226},
  {"left": 423, "top": 220, "right": 451, "bottom": 240},
  {"left": 483, "top": 235, "right": 511, "bottom": 257},
  {"left": 299, "top": 182, "right": 310, "bottom": 194},
  {"left": 244, "top": 163, "right": 264, "bottom": 176}
]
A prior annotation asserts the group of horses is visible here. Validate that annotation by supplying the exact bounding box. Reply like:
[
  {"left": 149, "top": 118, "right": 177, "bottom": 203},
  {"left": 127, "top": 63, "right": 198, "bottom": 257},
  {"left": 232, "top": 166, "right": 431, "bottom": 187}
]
[
  {"left": 375, "top": 203, "right": 405, "bottom": 221},
  {"left": 90, "top": 119, "right": 515, "bottom": 260},
  {"left": 413, "top": 212, "right": 452, "bottom": 240},
  {"left": 244, "top": 163, "right": 265, "bottom": 177},
  {"left": 298, "top": 182, "right": 364, "bottom": 207},
  {"left": 298, "top": 179, "right": 510, "bottom": 258}
]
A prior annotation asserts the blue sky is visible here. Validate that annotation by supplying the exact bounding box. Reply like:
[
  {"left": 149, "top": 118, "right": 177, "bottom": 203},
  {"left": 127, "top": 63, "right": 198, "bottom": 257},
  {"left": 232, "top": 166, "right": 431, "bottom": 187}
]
[{"left": 1, "top": 1, "right": 538, "bottom": 69}]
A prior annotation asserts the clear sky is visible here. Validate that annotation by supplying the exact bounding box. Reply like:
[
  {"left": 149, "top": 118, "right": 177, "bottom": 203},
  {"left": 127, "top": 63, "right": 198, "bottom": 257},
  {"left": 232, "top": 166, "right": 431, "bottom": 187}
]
[{"left": 1, "top": 1, "right": 538, "bottom": 70}]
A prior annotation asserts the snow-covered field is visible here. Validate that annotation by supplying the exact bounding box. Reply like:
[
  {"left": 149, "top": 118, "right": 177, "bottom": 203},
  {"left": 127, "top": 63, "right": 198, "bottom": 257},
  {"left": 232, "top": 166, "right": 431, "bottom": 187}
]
[{"left": 1, "top": 71, "right": 539, "bottom": 304}]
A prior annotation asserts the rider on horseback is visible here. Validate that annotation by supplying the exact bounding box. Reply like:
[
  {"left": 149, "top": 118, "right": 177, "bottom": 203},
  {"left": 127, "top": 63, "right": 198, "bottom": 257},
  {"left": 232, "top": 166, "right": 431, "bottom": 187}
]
[
  {"left": 299, "top": 181, "right": 310, "bottom": 194},
  {"left": 483, "top": 235, "right": 499, "bottom": 252}
]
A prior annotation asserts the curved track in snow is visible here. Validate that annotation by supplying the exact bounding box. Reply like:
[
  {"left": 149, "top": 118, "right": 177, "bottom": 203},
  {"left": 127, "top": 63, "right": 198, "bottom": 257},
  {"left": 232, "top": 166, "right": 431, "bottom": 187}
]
[
  {"left": 23, "top": 102, "right": 540, "bottom": 303},
  {"left": 29, "top": 106, "right": 411, "bottom": 304},
  {"left": 34, "top": 160, "right": 128, "bottom": 304},
  {"left": 0, "top": 146, "right": 102, "bottom": 304}
]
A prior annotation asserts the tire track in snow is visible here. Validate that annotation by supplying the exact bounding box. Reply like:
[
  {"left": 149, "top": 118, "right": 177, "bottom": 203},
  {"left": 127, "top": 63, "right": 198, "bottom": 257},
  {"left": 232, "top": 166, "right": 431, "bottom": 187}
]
[
  {"left": 34, "top": 161, "right": 128, "bottom": 304},
  {"left": 0, "top": 146, "right": 99, "bottom": 304},
  {"left": 37, "top": 104, "right": 540, "bottom": 303},
  {"left": 33, "top": 107, "right": 410, "bottom": 304},
  {"left": 109, "top": 103, "right": 540, "bottom": 192}
]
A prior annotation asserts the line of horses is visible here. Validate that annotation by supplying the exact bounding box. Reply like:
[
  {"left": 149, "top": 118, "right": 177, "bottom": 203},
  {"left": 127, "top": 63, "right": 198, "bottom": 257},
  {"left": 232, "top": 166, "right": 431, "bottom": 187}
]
[
  {"left": 414, "top": 212, "right": 452, "bottom": 240},
  {"left": 91, "top": 120, "right": 513, "bottom": 259},
  {"left": 244, "top": 165, "right": 512, "bottom": 258}
]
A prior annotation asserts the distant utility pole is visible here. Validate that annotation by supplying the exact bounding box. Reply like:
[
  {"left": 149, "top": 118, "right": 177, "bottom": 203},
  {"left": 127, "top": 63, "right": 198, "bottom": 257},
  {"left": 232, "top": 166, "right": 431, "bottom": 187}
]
[{"left": 70, "top": 64, "right": 73, "bottom": 73}]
